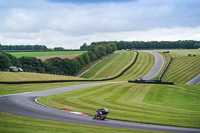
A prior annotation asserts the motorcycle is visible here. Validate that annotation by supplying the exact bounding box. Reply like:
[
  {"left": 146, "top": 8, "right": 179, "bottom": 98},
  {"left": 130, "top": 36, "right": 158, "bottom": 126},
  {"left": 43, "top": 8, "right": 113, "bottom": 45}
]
[{"left": 92, "top": 111, "right": 108, "bottom": 120}]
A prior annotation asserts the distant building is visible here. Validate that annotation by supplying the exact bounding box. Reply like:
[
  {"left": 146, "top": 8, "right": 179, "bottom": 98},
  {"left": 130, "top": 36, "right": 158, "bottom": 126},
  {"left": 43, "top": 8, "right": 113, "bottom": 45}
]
[{"left": 9, "top": 66, "right": 23, "bottom": 72}]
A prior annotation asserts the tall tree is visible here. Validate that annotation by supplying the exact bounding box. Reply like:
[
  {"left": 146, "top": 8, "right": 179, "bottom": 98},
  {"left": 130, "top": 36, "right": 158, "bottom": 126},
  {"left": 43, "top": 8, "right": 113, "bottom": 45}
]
[
  {"left": 1, "top": 52, "right": 21, "bottom": 67},
  {"left": 20, "top": 56, "right": 43, "bottom": 73},
  {"left": 87, "top": 51, "right": 97, "bottom": 61},
  {"left": 75, "top": 55, "right": 85, "bottom": 68},
  {"left": 82, "top": 52, "right": 91, "bottom": 64},
  {"left": 54, "top": 47, "right": 64, "bottom": 51},
  {"left": 108, "top": 42, "right": 117, "bottom": 52},
  {"left": 105, "top": 45, "right": 113, "bottom": 54},
  {"left": 99, "top": 46, "right": 107, "bottom": 57},
  {"left": 0, "top": 54, "right": 11, "bottom": 71},
  {"left": 194, "top": 43, "right": 200, "bottom": 49},
  {"left": 80, "top": 43, "right": 89, "bottom": 51}
]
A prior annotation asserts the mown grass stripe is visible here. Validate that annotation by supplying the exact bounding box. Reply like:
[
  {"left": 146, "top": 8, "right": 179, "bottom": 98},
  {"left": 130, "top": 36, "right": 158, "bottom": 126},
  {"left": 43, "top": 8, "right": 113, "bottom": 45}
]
[
  {"left": 81, "top": 51, "right": 135, "bottom": 79},
  {"left": 163, "top": 56, "right": 200, "bottom": 83},
  {"left": 116, "top": 51, "right": 155, "bottom": 81},
  {"left": 39, "top": 82, "right": 200, "bottom": 128}
]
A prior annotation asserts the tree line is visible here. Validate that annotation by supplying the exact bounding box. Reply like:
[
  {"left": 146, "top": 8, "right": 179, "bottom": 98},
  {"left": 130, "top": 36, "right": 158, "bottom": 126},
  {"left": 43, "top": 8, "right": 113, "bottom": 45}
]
[
  {"left": 0, "top": 44, "right": 82, "bottom": 52},
  {"left": 0, "top": 43, "right": 117, "bottom": 76},
  {"left": 0, "top": 45, "right": 48, "bottom": 51},
  {"left": 80, "top": 40, "right": 200, "bottom": 50}
]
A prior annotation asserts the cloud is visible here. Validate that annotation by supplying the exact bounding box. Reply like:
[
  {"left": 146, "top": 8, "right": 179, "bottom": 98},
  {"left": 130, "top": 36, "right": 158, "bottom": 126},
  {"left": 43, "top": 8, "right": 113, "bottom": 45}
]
[
  {"left": 1, "top": 26, "right": 199, "bottom": 49},
  {"left": 0, "top": 0, "right": 200, "bottom": 48},
  {"left": 47, "top": 0, "right": 135, "bottom": 4}
]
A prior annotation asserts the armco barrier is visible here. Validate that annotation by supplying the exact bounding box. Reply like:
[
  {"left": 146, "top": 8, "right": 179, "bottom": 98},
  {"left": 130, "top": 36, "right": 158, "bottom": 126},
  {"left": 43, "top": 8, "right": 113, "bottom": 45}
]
[
  {"left": 128, "top": 80, "right": 174, "bottom": 85},
  {"left": 159, "top": 57, "right": 173, "bottom": 80},
  {"left": 0, "top": 51, "right": 139, "bottom": 84}
]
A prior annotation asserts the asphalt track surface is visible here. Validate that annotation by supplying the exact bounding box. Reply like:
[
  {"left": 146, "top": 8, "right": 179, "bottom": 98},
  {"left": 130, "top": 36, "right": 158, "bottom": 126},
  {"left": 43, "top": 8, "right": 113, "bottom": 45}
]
[
  {"left": 142, "top": 51, "right": 164, "bottom": 80},
  {"left": 1, "top": 52, "right": 200, "bottom": 133},
  {"left": 186, "top": 74, "right": 200, "bottom": 85}
]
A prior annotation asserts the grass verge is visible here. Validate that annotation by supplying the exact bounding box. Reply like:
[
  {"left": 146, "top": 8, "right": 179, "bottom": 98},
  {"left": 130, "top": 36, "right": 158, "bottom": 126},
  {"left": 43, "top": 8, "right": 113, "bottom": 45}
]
[
  {"left": 0, "top": 72, "right": 83, "bottom": 82},
  {"left": 0, "top": 112, "right": 162, "bottom": 133},
  {"left": 0, "top": 82, "right": 89, "bottom": 96}
]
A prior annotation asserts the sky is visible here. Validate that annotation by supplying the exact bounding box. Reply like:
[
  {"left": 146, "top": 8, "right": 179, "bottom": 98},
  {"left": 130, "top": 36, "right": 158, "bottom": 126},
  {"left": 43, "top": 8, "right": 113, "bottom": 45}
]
[{"left": 0, "top": 0, "right": 200, "bottom": 49}]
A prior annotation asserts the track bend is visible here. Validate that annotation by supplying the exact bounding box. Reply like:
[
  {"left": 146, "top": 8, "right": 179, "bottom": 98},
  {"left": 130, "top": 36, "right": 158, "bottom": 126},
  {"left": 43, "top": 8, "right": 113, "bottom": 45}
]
[
  {"left": 0, "top": 82, "right": 200, "bottom": 133},
  {"left": 142, "top": 51, "right": 164, "bottom": 80},
  {"left": 186, "top": 74, "right": 200, "bottom": 85}
]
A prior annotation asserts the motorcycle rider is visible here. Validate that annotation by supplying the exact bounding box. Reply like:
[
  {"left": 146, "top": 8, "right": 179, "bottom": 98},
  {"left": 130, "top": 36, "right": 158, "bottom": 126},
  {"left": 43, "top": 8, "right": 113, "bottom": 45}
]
[{"left": 95, "top": 107, "right": 108, "bottom": 118}]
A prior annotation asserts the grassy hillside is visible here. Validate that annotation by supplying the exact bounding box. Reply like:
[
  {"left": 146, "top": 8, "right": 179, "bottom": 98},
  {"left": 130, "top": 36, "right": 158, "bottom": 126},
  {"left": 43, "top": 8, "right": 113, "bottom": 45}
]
[
  {"left": 115, "top": 50, "right": 155, "bottom": 81},
  {"left": 0, "top": 71, "right": 83, "bottom": 82},
  {"left": 167, "top": 49, "right": 200, "bottom": 58},
  {"left": 81, "top": 50, "right": 155, "bottom": 81},
  {"left": 8, "top": 51, "right": 86, "bottom": 58},
  {"left": 160, "top": 49, "right": 200, "bottom": 83},
  {"left": 38, "top": 82, "right": 200, "bottom": 128},
  {"left": 0, "top": 112, "right": 160, "bottom": 133},
  {"left": 81, "top": 51, "right": 136, "bottom": 79}
]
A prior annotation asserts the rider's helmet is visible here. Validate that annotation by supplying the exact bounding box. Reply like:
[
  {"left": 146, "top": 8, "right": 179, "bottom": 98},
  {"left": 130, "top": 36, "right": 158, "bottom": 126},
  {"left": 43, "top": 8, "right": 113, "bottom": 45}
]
[{"left": 103, "top": 107, "right": 108, "bottom": 112}]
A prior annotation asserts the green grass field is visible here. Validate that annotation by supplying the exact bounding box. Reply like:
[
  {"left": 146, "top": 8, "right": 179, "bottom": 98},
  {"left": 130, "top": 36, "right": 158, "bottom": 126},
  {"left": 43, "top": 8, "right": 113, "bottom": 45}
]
[
  {"left": 81, "top": 50, "right": 155, "bottom": 81},
  {"left": 38, "top": 82, "right": 200, "bottom": 128},
  {"left": 167, "top": 49, "right": 200, "bottom": 58},
  {"left": 0, "top": 72, "right": 83, "bottom": 82},
  {"left": 8, "top": 51, "right": 86, "bottom": 58},
  {"left": 115, "top": 50, "right": 155, "bottom": 81},
  {"left": 0, "top": 112, "right": 161, "bottom": 133},
  {"left": 81, "top": 51, "right": 136, "bottom": 79},
  {"left": 160, "top": 49, "right": 200, "bottom": 83}
]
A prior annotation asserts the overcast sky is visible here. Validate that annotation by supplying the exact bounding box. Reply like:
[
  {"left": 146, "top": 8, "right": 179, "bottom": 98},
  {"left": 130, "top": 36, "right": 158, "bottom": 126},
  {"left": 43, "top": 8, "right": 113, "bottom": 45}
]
[{"left": 0, "top": 0, "right": 200, "bottom": 49}]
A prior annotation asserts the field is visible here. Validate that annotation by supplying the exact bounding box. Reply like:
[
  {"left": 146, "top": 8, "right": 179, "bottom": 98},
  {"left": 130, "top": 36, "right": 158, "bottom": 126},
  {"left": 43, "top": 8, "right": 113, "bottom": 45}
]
[
  {"left": 116, "top": 51, "right": 155, "bottom": 81},
  {"left": 0, "top": 72, "right": 85, "bottom": 95},
  {"left": 155, "top": 49, "right": 200, "bottom": 83},
  {"left": 0, "top": 72, "right": 83, "bottom": 82},
  {"left": 8, "top": 51, "right": 86, "bottom": 60},
  {"left": 82, "top": 50, "right": 155, "bottom": 81},
  {"left": 81, "top": 51, "right": 136, "bottom": 79},
  {"left": 38, "top": 82, "right": 200, "bottom": 128}
]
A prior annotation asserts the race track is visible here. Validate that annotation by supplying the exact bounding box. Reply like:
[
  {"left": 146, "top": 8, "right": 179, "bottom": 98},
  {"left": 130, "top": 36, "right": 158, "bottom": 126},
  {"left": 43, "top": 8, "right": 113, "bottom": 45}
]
[
  {"left": 186, "top": 74, "right": 200, "bottom": 85},
  {"left": 1, "top": 51, "right": 200, "bottom": 133},
  {"left": 142, "top": 51, "right": 164, "bottom": 80}
]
